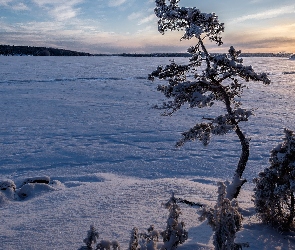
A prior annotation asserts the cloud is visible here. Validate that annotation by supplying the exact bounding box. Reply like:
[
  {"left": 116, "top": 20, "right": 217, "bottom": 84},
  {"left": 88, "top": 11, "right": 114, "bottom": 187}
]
[
  {"left": 50, "top": 5, "right": 79, "bottom": 21},
  {"left": 12, "top": 3, "right": 29, "bottom": 11},
  {"left": 227, "top": 36, "right": 295, "bottom": 53},
  {"left": 232, "top": 5, "right": 295, "bottom": 23},
  {"left": 33, "top": 0, "right": 82, "bottom": 5},
  {"left": 223, "top": 22, "right": 295, "bottom": 53},
  {"left": 0, "top": 1, "right": 29, "bottom": 10},
  {"left": 2, "top": 0, "right": 295, "bottom": 54},
  {"left": 128, "top": 12, "right": 142, "bottom": 20},
  {"left": 32, "top": 0, "right": 84, "bottom": 21},
  {"left": 249, "top": 0, "right": 263, "bottom": 3},
  {"left": 0, "top": 0, "right": 12, "bottom": 6},
  {"left": 108, "top": 0, "right": 127, "bottom": 7},
  {"left": 138, "top": 14, "right": 155, "bottom": 25},
  {"left": 0, "top": 15, "right": 188, "bottom": 54},
  {"left": 128, "top": 12, "right": 155, "bottom": 26}
]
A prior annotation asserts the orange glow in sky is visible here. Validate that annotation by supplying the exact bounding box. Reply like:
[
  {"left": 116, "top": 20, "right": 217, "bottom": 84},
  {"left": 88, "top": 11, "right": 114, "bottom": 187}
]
[{"left": 1, "top": 0, "right": 295, "bottom": 53}]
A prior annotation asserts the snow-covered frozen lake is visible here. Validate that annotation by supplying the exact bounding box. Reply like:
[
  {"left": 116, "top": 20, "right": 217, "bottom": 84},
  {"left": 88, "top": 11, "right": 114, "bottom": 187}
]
[
  {"left": 1, "top": 56, "right": 295, "bottom": 249},
  {"left": 1, "top": 56, "right": 295, "bottom": 183}
]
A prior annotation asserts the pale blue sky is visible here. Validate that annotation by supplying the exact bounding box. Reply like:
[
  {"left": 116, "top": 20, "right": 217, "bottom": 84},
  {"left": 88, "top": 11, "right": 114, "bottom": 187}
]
[{"left": 1, "top": 0, "right": 295, "bottom": 53}]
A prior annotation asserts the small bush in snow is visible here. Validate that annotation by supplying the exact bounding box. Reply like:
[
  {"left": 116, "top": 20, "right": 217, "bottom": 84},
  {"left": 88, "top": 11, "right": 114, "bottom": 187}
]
[
  {"left": 126, "top": 194, "right": 188, "bottom": 250},
  {"left": 149, "top": 0, "right": 270, "bottom": 200},
  {"left": 139, "top": 225, "right": 160, "bottom": 250},
  {"left": 254, "top": 129, "right": 295, "bottom": 231},
  {"left": 131, "top": 194, "right": 187, "bottom": 250},
  {"left": 80, "top": 225, "right": 120, "bottom": 250},
  {"left": 161, "top": 193, "right": 188, "bottom": 250},
  {"left": 96, "top": 240, "right": 120, "bottom": 250},
  {"left": 83, "top": 194, "right": 187, "bottom": 250},
  {"left": 129, "top": 227, "right": 140, "bottom": 250},
  {"left": 200, "top": 182, "right": 246, "bottom": 250},
  {"left": 82, "top": 225, "right": 99, "bottom": 249}
]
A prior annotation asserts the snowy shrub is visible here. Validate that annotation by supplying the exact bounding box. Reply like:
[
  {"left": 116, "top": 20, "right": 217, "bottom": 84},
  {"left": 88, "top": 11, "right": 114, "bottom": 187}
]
[
  {"left": 111, "top": 241, "right": 120, "bottom": 250},
  {"left": 139, "top": 225, "right": 161, "bottom": 250},
  {"left": 128, "top": 194, "right": 187, "bottom": 250},
  {"left": 96, "top": 240, "right": 120, "bottom": 250},
  {"left": 82, "top": 194, "right": 187, "bottom": 250},
  {"left": 161, "top": 193, "right": 188, "bottom": 250},
  {"left": 82, "top": 225, "right": 99, "bottom": 249},
  {"left": 200, "top": 182, "right": 247, "bottom": 250},
  {"left": 129, "top": 227, "right": 140, "bottom": 250},
  {"left": 80, "top": 225, "right": 120, "bottom": 250},
  {"left": 254, "top": 129, "right": 295, "bottom": 231},
  {"left": 128, "top": 225, "right": 162, "bottom": 250},
  {"left": 149, "top": 0, "right": 270, "bottom": 199},
  {"left": 129, "top": 194, "right": 188, "bottom": 250}
]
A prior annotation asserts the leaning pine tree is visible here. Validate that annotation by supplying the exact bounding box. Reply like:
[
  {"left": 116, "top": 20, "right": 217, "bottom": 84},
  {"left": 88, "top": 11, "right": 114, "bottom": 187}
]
[{"left": 149, "top": 0, "right": 270, "bottom": 199}]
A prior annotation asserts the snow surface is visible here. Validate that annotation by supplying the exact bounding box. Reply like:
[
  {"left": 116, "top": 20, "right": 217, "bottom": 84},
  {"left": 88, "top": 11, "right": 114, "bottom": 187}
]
[{"left": 1, "top": 56, "right": 295, "bottom": 249}]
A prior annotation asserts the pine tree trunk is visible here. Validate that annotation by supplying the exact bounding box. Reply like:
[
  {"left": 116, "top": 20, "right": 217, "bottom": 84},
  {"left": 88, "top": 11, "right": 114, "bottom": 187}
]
[
  {"left": 226, "top": 125, "right": 248, "bottom": 200},
  {"left": 217, "top": 85, "right": 248, "bottom": 200},
  {"left": 215, "top": 67, "right": 248, "bottom": 199},
  {"left": 199, "top": 37, "right": 248, "bottom": 200}
]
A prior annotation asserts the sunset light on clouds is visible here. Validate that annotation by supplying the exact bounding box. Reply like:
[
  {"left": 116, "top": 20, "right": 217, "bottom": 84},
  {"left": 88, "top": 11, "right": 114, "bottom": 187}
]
[{"left": 1, "top": 0, "right": 295, "bottom": 53}]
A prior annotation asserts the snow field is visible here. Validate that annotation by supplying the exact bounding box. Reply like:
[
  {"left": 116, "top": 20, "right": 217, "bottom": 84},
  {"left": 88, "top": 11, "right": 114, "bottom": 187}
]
[{"left": 1, "top": 56, "right": 295, "bottom": 249}]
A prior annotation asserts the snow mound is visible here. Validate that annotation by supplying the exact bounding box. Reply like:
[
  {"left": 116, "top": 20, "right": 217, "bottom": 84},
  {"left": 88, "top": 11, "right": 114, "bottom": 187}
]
[
  {"left": 17, "top": 182, "right": 56, "bottom": 199},
  {"left": 0, "top": 176, "right": 65, "bottom": 203},
  {"left": 21, "top": 176, "right": 50, "bottom": 186},
  {"left": 57, "top": 174, "right": 105, "bottom": 188},
  {"left": 0, "top": 180, "right": 17, "bottom": 204},
  {"left": 0, "top": 179, "right": 16, "bottom": 191}
]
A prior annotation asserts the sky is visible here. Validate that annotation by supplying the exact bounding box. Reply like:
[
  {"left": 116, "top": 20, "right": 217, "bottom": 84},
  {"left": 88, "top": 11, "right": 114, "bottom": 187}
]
[{"left": 1, "top": 0, "right": 295, "bottom": 54}]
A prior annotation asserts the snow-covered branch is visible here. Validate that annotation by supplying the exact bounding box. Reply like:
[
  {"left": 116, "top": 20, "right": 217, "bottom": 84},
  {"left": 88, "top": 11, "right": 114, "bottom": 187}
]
[{"left": 155, "top": 0, "right": 224, "bottom": 44}]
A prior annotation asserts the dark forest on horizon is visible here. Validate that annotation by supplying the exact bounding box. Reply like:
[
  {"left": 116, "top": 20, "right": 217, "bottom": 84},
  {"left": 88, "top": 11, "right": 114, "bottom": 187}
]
[{"left": 0, "top": 45, "right": 292, "bottom": 58}]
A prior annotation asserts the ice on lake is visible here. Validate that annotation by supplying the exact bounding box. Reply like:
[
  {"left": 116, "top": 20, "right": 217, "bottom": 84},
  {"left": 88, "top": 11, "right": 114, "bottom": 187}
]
[
  {"left": 1, "top": 56, "right": 295, "bottom": 249},
  {"left": 1, "top": 56, "right": 295, "bottom": 183}
]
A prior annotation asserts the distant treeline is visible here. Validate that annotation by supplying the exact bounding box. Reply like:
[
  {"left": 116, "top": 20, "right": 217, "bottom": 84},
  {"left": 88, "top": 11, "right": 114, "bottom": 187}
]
[
  {"left": 117, "top": 52, "right": 293, "bottom": 58},
  {"left": 0, "top": 45, "right": 92, "bottom": 56},
  {"left": 116, "top": 53, "right": 191, "bottom": 57},
  {"left": 0, "top": 45, "right": 292, "bottom": 57}
]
